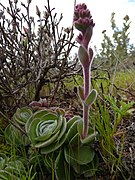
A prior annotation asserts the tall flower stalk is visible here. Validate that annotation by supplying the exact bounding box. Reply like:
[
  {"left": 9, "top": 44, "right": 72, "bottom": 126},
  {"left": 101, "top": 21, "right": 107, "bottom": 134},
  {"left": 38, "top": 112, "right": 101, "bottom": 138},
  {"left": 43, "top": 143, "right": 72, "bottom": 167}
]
[{"left": 73, "top": 3, "right": 97, "bottom": 139}]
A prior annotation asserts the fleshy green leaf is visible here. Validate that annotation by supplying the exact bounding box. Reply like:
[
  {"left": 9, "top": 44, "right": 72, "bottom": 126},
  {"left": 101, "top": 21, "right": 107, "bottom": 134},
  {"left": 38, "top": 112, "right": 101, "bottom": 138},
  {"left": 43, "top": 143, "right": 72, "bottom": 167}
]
[
  {"left": 35, "top": 130, "right": 59, "bottom": 148},
  {"left": 67, "top": 116, "right": 81, "bottom": 130},
  {"left": 25, "top": 110, "right": 48, "bottom": 133},
  {"left": 69, "top": 133, "right": 80, "bottom": 147},
  {"left": 66, "top": 120, "right": 80, "bottom": 142},
  {"left": 74, "top": 145, "right": 95, "bottom": 165},
  {"left": 84, "top": 89, "right": 97, "bottom": 107},
  {"left": 77, "top": 119, "right": 83, "bottom": 136},
  {"left": 57, "top": 116, "right": 67, "bottom": 141},
  {"left": 64, "top": 145, "right": 95, "bottom": 166},
  {"left": 81, "top": 131, "right": 98, "bottom": 144},
  {"left": 74, "top": 22, "right": 86, "bottom": 33},
  {"left": 52, "top": 114, "right": 62, "bottom": 134},
  {"left": 78, "top": 86, "right": 85, "bottom": 101},
  {"left": 40, "top": 134, "right": 67, "bottom": 154},
  {"left": 78, "top": 45, "right": 89, "bottom": 67}
]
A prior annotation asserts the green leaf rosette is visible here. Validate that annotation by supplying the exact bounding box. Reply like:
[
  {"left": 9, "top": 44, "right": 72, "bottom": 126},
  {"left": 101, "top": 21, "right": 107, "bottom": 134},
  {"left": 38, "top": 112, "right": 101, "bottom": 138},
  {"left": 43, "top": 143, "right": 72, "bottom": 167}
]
[
  {"left": 4, "top": 124, "right": 30, "bottom": 146},
  {"left": 12, "top": 107, "right": 33, "bottom": 126},
  {"left": 25, "top": 110, "right": 67, "bottom": 154},
  {"left": 4, "top": 107, "right": 32, "bottom": 146}
]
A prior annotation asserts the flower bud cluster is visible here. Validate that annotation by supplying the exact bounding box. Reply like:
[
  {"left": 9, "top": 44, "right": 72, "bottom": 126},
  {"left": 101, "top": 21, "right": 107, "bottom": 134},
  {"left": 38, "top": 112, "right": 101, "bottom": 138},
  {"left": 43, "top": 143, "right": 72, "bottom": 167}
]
[{"left": 73, "top": 3, "right": 95, "bottom": 35}]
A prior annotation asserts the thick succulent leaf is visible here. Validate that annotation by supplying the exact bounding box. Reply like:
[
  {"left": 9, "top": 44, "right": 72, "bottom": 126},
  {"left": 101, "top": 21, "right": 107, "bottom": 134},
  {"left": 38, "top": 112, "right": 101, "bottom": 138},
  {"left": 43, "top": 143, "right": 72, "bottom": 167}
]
[
  {"left": 55, "top": 150, "right": 74, "bottom": 180},
  {"left": 40, "top": 134, "right": 67, "bottom": 154},
  {"left": 55, "top": 108, "right": 65, "bottom": 116},
  {"left": 83, "top": 26, "right": 93, "bottom": 48},
  {"left": 66, "top": 120, "right": 79, "bottom": 143},
  {"left": 84, "top": 89, "right": 97, "bottom": 107},
  {"left": 25, "top": 110, "right": 49, "bottom": 133},
  {"left": 40, "top": 113, "right": 57, "bottom": 121},
  {"left": 78, "top": 86, "right": 85, "bottom": 101},
  {"left": 66, "top": 117, "right": 82, "bottom": 143},
  {"left": 33, "top": 110, "right": 49, "bottom": 119},
  {"left": 64, "top": 147, "right": 72, "bottom": 165},
  {"left": 77, "top": 119, "right": 83, "bottom": 136},
  {"left": 75, "top": 145, "right": 95, "bottom": 165},
  {"left": 65, "top": 145, "right": 95, "bottom": 165},
  {"left": 22, "top": 134, "right": 30, "bottom": 146},
  {"left": 34, "top": 132, "right": 52, "bottom": 142},
  {"left": 26, "top": 109, "right": 67, "bottom": 152},
  {"left": 77, "top": 122, "right": 98, "bottom": 144},
  {"left": 78, "top": 45, "right": 89, "bottom": 67},
  {"left": 27, "top": 118, "right": 41, "bottom": 144},
  {"left": 67, "top": 116, "right": 81, "bottom": 130},
  {"left": 69, "top": 133, "right": 80, "bottom": 147},
  {"left": 57, "top": 116, "right": 67, "bottom": 141},
  {"left": 74, "top": 22, "right": 85, "bottom": 33},
  {"left": 81, "top": 131, "right": 98, "bottom": 144},
  {"left": 35, "top": 130, "right": 60, "bottom": 148},
  {"left": 52, "top": 114, "right": 62, "bottom": 134}
]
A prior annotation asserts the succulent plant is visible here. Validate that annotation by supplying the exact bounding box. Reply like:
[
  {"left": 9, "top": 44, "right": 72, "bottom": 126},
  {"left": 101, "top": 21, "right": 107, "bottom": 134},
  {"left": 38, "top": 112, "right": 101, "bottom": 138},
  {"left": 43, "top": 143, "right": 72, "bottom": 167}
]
[
  {"left": 12, "top": 107, "right": 33, "bottom": 126},
  {"left": 25, "top": 109, "right": 67, "bottom": 154},
  {"left": 4, "top": 107, "right": 32, "bottom": 146}
]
